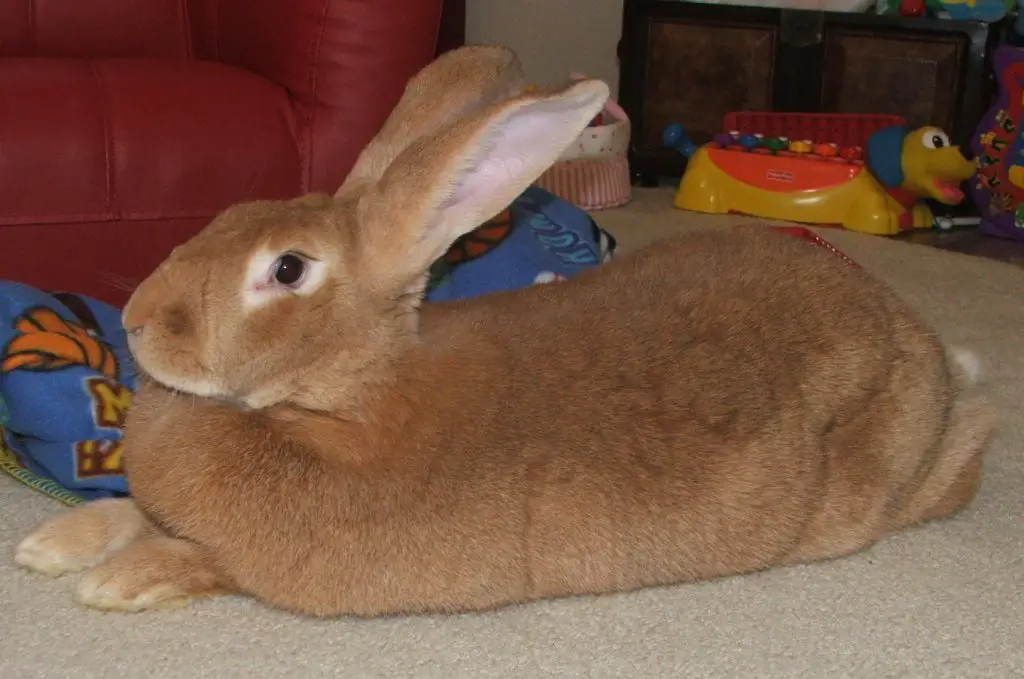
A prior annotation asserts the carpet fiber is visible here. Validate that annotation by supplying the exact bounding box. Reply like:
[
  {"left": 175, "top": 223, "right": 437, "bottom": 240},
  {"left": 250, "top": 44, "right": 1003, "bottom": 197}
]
[{"left": 2, "top": 188, "right": 1021, "bottom": 678}]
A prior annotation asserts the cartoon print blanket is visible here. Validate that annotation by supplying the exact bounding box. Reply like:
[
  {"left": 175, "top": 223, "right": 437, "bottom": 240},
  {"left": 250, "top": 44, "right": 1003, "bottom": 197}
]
[
  {"left": 0, "top": 187, "right": 618, "bottom": 505},
  {"left": 0, "top": 287, "right": 136, "bottom": 504},
  {"left": 427, "top": 187, "right": 616, "bottom": 297}
]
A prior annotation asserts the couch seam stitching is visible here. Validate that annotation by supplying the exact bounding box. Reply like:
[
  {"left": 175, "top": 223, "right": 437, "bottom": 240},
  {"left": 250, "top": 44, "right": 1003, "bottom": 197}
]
[
  {"left": 0, "top": 211, "right": 221, "bottom": 227},
  {"left": 179, "top": 0, "right": 194, "bottom": 59},
  {"left": 86, "top": 61, "right": 117, "bottom": 220},
  {"left": 25, "top": 0, "right": 35, "bottom": 49},
  {"left": 301, "top": 0, "right": 331, "bottom": 193},
  {"left": 213, "top": 0, "right": 220, "bottom": 60}
]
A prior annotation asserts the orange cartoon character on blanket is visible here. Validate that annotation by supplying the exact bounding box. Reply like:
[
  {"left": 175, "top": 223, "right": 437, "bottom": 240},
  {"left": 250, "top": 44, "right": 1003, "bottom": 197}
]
[
  {"left": 0, "top": 283, "right": 135, "bottom": 503},
  {"left": 3, "top": 306, "right": 119, "bottom": 379}
]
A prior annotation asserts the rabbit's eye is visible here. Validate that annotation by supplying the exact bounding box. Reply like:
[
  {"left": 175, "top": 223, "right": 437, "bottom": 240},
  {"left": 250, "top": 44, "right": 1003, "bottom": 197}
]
[
  {"left": 242, "top": 249, "right": 325, "bottom": 310},
  {"left": 273, "top": 253, "right": 306, "bottom": 287}
]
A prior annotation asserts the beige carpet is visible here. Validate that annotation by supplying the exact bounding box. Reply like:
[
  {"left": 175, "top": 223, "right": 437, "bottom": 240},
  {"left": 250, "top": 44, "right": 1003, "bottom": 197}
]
[{"left": 2, "top": 188, "right": 1022, "bottom": 678}]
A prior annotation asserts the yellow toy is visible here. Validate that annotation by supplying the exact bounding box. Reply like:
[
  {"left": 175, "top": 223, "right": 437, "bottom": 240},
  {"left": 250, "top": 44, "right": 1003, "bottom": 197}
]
[
  {"left": 788, "top": 139, "right": 812, "bottom": 153},
  {"left": 670, "top": 121, "right": 978, "bottom": 236}
]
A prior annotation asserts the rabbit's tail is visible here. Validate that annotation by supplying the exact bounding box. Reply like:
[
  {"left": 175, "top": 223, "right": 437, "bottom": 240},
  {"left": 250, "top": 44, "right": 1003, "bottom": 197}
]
[
  {"left": 948, "top": 347, "right": 984, "bottom": 389},
  {"left": 890, "top": 347, "right": 996, "bottom": 530}
]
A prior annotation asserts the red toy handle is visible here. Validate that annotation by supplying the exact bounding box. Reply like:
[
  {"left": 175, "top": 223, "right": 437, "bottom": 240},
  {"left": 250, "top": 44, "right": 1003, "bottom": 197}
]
[{"left": 899, "top": 0, "right": 926, "bottom": 16}]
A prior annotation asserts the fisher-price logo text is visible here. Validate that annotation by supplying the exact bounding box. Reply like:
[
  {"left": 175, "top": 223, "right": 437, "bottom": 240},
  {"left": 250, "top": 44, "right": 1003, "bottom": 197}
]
[{"left": 765, "top": 170, "right": 795, "bottom": 183}]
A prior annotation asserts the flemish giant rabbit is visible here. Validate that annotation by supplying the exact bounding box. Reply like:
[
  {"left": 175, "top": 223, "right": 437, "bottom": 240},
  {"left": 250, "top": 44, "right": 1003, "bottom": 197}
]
[{"left": 15, "top": 45, "right": 995, "bottom": 617}]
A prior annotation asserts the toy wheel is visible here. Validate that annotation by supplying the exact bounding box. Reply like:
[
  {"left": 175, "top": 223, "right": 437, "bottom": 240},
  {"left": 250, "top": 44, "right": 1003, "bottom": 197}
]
[{"left": 934, "top": 217, "right": 954, "bottom": 231}]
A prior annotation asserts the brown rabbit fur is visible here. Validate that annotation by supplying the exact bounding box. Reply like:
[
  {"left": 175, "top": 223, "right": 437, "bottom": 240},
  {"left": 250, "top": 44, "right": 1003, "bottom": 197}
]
[{"left": 15, "top": 45, "right": 995, "bottom": 617}]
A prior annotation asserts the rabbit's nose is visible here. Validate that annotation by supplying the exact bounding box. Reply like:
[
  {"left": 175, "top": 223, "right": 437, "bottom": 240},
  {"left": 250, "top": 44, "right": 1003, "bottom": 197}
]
[
  {"left": 122, "top": 274, "right": 163, "bottom": 334},
  {"left": 122, "top": 306, "right": 142, "bottom": 336}
]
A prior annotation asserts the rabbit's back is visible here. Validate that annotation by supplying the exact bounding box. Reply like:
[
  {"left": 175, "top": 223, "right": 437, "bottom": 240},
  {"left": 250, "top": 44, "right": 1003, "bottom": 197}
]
[
  {"left": 410, "top": 228, "right": 962, "bottom": 595},
  {"left": 424, "top": 228, "right": 931, "bottom": 470}
]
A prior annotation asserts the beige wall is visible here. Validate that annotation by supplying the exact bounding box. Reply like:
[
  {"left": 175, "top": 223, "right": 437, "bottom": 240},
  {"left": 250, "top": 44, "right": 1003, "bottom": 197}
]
[{"left": 466, "top": 0, "right": 623, "bottom": 95}]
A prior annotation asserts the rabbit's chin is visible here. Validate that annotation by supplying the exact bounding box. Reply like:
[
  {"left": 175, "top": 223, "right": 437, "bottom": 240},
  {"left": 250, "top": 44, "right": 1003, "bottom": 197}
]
[
  {"left": 128, "top": 336, "right": 229, "bottom": 401},
  {"left": 135, "top": 358, "right": 225, "bottom": 401},
  {"left": 140, "top": 364, "right": 293, "bottom": 412}
]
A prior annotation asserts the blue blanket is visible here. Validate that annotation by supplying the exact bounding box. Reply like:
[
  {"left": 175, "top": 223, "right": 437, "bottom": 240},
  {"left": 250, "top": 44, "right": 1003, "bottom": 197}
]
[
  {"left": 0, "top": 187, "right": 616, "bottom": 504},
  {"left": 0, "top": 288, "right": 136, "bottom": 504}
]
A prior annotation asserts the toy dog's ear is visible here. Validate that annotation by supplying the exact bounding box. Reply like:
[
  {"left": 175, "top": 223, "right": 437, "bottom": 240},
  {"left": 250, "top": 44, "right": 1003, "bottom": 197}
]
[{"left": 866, "top": 125, "right": 908, "bottom": 188}]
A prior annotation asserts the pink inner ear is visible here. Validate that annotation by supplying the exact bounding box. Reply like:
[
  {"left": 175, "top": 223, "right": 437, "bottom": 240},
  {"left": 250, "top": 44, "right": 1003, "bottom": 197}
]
[
  {"left": 445, "top": 131, "right": 514, "bottom": 207},
  {"left": 436, "top": 99, "right": 587, "bottom": 229}
]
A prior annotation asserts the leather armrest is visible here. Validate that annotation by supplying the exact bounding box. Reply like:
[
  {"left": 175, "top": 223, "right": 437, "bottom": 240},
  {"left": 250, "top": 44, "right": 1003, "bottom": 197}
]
[{"left": 188, "top": 0, "right": 444, "bottom": 192}]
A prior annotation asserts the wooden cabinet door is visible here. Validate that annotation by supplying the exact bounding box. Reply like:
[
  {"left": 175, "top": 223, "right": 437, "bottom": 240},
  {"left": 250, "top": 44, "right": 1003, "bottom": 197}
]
[
  {"left": 821, "top": 29, "right": 964, "bottom": 132},
  {"left": 619, "top": 1, "right": 996, "bottom": 182},
  {"left": 643, "top": 19, "right": 776, "bottom": 148},
  {"left": 620, "top": 2, "right": 783, "bottom": 180},
  {"left": 818, "top": 18, "right": 992, "bottom": 148}
]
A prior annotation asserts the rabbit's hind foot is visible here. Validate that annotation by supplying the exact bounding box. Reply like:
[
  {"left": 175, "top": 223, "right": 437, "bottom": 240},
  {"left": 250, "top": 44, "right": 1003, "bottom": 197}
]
[
  {"left": 890, "top": 396, "right": 995, "bottom": 530},
  {"left": 74, "top": 535, "right": 230, "bottom": 612}
]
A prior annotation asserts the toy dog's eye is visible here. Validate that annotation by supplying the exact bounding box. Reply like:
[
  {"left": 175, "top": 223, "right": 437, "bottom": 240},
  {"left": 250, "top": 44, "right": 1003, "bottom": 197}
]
[
  {"left": 273, "top": 253, "right": 306, "bottom": 287},
  {"left": 923, "top": 131, "right": 951, "bottom": 150}
]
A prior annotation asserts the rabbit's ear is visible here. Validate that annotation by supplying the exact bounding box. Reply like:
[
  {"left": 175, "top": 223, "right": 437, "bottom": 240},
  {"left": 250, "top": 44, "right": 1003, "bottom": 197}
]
[
  {"left": 337, "top": 45, "right": 526, "bottom": 196},
  {"left": 358, "top": 78, "right": 609, "bottom": 291}
]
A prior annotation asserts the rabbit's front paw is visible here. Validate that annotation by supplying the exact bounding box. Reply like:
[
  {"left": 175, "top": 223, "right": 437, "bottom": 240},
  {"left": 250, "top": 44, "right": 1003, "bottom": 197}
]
[
  {"left": 75, "top": 536, "right": 228, "bottom": 612},
  {"left": 16, "top": 498, "right": 149, "bottom": 577}
]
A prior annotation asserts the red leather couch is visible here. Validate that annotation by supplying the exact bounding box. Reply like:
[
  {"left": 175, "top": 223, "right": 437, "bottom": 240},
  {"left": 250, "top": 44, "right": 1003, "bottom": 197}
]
[{"left": 0, "top": 0, "right": 458, "bottom": 306}]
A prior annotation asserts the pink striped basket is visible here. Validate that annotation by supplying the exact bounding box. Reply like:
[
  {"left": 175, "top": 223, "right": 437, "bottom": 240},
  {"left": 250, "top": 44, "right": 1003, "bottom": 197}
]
[{"left": 536, "top": 82, "right": 631, "bottom": 211}]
